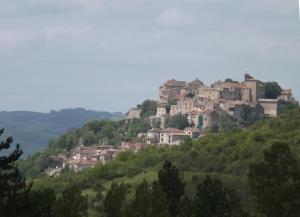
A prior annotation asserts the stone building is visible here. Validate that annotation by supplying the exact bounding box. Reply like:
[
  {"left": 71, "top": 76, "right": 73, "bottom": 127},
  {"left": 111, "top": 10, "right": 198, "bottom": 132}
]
[
  {"left": 188, "top": 79, "right": 206, "bottom": 94},
  {"left": 197, "top": 88, "right": 221, "bottom": 101},
  {"left": 159, "top": 128, "right": 187, "bottom": 145},
  {"left": 156, "top": 103, "right": 167, "bottom": 117},
  {"left": 187, "top": 111, "right": 202, "bottom": 128},
  {"left": 159, "top": 79, "right": 187, "bottom": 103},
  {"left": 219, "top": 82, "right": 242, "bottom": 101},
  {"left": 242, "top": 74, "right": 265, "bottom": 103},
  {"left": 170, "top": 97, "right": 195, "bottom": 116},
  {"left": 278, "top": 89, "right": 293, "bottom": 102},
  {"left": 258, "top": 99, "right": 280, "bottom": 117},
  {"left": 184, "top": 127, "right": 201, "bottom": 138},
  {"left": 121, "top": 142, "right": 148, "bottom": 153},
  {"left": 146, "top": 128, "right": 161, "bottom": 144}
]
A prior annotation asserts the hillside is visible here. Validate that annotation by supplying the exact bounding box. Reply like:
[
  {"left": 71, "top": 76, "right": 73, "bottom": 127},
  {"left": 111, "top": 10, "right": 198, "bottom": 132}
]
[
  {"left": 29, "top": 108, "right": 300, "bottom": 216},
  {"left": 0, "top": 108, "right": 123, "bottom": 157}
]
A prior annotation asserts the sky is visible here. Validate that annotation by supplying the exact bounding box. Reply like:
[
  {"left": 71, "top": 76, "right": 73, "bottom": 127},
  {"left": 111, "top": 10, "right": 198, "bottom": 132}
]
[{"left": 0, "top": 0, "right": 299, "bottom": 113}]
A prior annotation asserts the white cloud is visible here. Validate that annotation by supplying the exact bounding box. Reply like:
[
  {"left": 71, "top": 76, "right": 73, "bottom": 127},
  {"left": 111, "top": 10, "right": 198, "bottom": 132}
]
[{"left": 157, "top": 7, "right": 193, "bottom": 28}]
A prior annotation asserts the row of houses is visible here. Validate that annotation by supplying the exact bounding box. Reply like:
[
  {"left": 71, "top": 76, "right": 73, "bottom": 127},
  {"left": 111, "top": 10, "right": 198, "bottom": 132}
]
[{"left": 48, "top": 142, "right": 151, "bottom": 176}]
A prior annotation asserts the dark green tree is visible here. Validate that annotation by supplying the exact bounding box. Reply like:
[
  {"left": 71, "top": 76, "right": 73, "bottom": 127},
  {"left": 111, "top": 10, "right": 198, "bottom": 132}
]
[
  {"left": 27, "top": 188, "right": 56, "bottom": 217},
  {"left": 126, "top": 180, "right": 170, "bottom": 217},
  {"left": 193, "top": 176, "right": 247, "bottom": 217},
  {"left": 166, "top": 114, "right": 189, "bottom": 130},
  {"left": 159, "top": 161, "right": 185, "bottom": 217},
  {"left": 178, "top": 196, "right": 193, "bottom": 217},
  {"left": 53, "top": 185, "right": 88, "bottom": 217},
  {"left": 248, "top": 142, "right": 300, "bottom": 217},
  {"left": 126, "top": 180, "right": 151, "bottom": 217},
  {"left": 265, "top": 82, "right": 282, "bottom": 99},
  {"left": 151, "top": 181, "right": 171, "bottom": 217},
  {"left": 218, "top": 112, "right": 237, "bottom": 133},
  {"left": 140, "top": 100, "right": 157, "bottom": 118},
  {"left": 104, "top": 183, "right": 127, "bottom": 217},
  {"left": 0, "top": 129, "right": 29, "bottom": 217},
  {"left": 197, "top": 115, "right": 204, "bottom": 129}
]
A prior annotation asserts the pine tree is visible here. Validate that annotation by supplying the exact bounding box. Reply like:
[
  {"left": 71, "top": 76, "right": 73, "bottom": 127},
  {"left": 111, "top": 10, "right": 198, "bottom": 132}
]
[
  {"left": 248, "top": 142, "right": 300, "bottom": 217},
  {"left": 193, "top": 176, "right": 247, "bottom": 217},
  {"left": 158, "top": 161, "right": 185, "bottom": 217},
  {"left": 104, "top": 183, "right": 127, "bottom": 217},
  {"left": 126, "top": 180, "right": 151, "bottom": 217},
  {"left": 126, "top": 181, "right": 170, "bottom": 217},
  {"left": 178, "top": 196, "right": 193, "bottom": 217},
  {"left": 53, "top": 185, "right": 88, "bottom": 217},
  {"left": 0, "top": 129, "right": 29, "bottom": 217}
]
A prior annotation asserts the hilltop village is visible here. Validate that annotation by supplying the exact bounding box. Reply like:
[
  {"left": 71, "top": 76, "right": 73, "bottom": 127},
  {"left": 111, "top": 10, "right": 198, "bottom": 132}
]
[{"left": 48, "top": 74, "right": 297, "bottom": 176}]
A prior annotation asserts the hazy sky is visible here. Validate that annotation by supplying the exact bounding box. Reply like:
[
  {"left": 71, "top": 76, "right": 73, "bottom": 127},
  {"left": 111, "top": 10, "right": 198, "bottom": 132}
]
[{"left": 0, "top": 0, "right": 299, "bottom": 113}]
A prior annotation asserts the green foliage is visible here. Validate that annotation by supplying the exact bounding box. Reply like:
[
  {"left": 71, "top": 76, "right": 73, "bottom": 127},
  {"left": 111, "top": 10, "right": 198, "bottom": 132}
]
[
  {"left": 0, "top": 109, "right": 123, "bottom": 157},
  {"left": 26, "top": 188, "right": 56, "bottom": 217},
  {"left": 159, "top": 161, "right": 185, "bottom": 217},
  {"left": 248, "top": 142, "right": 300, "bottom": 217},
  {"left": 166, "top": 99, "right": 178, "bottom": 114},
  {"left": 197, "top": 115, "right": 204, "bottom": 129},
  {"left": 18, "top": 108, "right": 300, "bottom": 216},
  {"left": 140, "top": 100, "right": 157, "bottom": 118},
  {"left": 126, "top": 180, "right": 170, "bottom": 217},
  {"left": 54, "top": 185, "right": 88, "bottom": 217},
  {"left": 166, "top": 114, "right": 190, "bottom": 130},
  {"left": 104, "top": 183, "right": 128, "bottom": 217},
  {"left": 265, "top": 82, "right": 282, "bottom": 99},
  {"left": 193, "top": 176, "right": 247, "bottom": 217},
  {"left": 0, "top": 129, "right": 28, "bottom": 217},
  {"left": 178, "top": 196, "right": 193, "bottom": 217},
  {"left": 217, "top": 112, "right": 237, "bottom": 133}
]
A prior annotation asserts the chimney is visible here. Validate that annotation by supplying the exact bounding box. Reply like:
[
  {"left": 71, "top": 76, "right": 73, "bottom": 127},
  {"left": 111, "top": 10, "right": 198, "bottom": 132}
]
[{"left": 245, "top": 73, "right": 254, "bottom": 81}]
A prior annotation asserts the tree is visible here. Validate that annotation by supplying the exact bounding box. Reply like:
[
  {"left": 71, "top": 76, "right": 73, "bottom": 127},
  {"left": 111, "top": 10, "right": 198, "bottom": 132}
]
[
  {"left": 27, "top": 188, "right": 56, "bottom": 217},
  {"left": 248, "top": 142, "right": 300, "bottom": 217},
  {"left": 104, "top": 183, "right": 127, "bottom": 217},
  {"left": 193, "top": 176, "right": 247, "bottom": 217},
  {"left": 159, "top": 161, "right": 185, "bottom": 217},
  {"left": 218, "top": 112, "right": 237, "bottom": 133},
  {"left": 126, "top": 180, "right": 151, "bottom": 217},
  {"left": 151, "top": 181, "right": 171, "bottom": 217},
  {"left": 53, "top": 185, "right": 88, "bottom": 217},
  {"left": 178, "top": 196, "right": 193, "bottom": 217},
  {"left": 140, "top": 100, "right": 157, "bottom": 118},
  {"left": 0, "top": 129, "right": 29, "bottom": 217},
  {"left": 197, "top": 115, "right": 204, "bottom": 129},
  {"left": 166, "top": 114, "right": 189, "bottom": 130},
  {"left": 126, "top": 180, "right": 170, "bottom": 217},
  {"left": 265, "top": 82, "right": 282, "bottom": 99}
]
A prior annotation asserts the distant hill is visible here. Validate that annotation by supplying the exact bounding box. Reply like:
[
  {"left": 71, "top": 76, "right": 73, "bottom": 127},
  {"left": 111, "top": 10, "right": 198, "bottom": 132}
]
[{"left": 0, "top": 108, "right": 124, "bottom": 157}]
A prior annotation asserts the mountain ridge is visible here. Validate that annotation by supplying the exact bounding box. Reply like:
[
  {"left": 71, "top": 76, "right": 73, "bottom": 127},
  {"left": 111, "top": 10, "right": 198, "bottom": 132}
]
[{"left": 0, "top": 108, "right": 124, "bottom": 157}]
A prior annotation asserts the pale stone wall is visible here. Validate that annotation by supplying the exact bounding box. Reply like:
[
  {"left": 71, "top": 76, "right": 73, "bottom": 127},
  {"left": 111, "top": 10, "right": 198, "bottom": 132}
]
[
  {"left": 242, "top": 75, "right": 265, "bottom": 103},
  {"left": 241, "top": 88, "right": 252, "bottom": 103},
  {"left": 177, "top": 98, "right": 194, "bottom": 115},
  {"left": 197, "top": 88, "right": 221, "bottom": 100},
  {"left": 278, "top": 89, "right": 293, "bottom": 101},
  {"left": 156, "top": 106, "right": 167, "bottom": 117},
  {"left": 258, "top": 99, "right": 279, "bottom": 117},
  {"left": 170, "top": 105, "right": 182, "bottom": 116}
]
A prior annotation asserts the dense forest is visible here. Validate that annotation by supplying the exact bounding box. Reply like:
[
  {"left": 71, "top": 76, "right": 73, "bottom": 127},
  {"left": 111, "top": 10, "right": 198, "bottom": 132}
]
[{"left": 1, "top": 107, "right": 299, "bottom": 217}]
